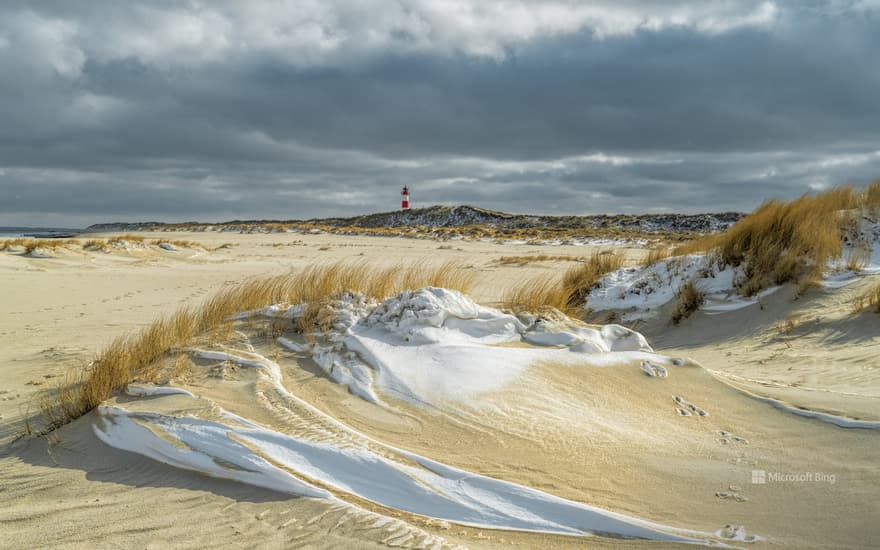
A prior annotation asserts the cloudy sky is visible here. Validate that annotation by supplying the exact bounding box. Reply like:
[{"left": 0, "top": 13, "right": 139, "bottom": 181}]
[{"left": 1, "top": 1, "right": 879, "bottom": 226}]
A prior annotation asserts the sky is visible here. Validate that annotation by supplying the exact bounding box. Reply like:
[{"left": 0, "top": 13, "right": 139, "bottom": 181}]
[{"left": 1, "top": 1, "right": 879, "bottom": 227}]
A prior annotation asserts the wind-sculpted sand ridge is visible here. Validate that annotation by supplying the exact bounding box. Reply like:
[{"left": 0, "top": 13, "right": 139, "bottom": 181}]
[{"left": 79, "top": 289, "right": 878, "bottom": 548}]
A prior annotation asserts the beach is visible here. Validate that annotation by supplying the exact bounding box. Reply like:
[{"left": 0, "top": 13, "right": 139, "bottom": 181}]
[{"left": 0, "top": 230, "right": 877, "bottom": 549}]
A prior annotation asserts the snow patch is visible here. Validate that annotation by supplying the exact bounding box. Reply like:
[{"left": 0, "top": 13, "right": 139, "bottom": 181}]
[
  {"left": 93, "top": 396, "right": 716, "bottom": 543},
  {"left": 587, "top": 255, "right": 760, "bottom": 321},
  {"left": 268, "top": 288, "right": 658, "bottom": 407},
  {"left": 125, "top": 385, "right": 195, "bottom": 398}
]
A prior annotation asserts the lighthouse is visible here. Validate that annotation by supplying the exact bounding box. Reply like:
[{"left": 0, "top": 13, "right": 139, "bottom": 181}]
[{"left": 401, "top": 185, "right": 410, "bottom": 209}]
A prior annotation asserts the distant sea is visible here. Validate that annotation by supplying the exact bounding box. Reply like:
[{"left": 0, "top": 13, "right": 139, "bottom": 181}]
[{"left": 0, "top": 227, "right": 82, "bottom": 238}]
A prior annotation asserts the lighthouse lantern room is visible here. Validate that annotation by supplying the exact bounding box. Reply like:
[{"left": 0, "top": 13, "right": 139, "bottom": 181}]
[{"left": 401, "top": 185, "right": 410, "bottom": 209}]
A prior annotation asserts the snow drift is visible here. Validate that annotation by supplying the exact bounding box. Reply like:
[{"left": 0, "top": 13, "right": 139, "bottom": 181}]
[{"left": 269, "top": 287, "right": 657, "bottom": 407}]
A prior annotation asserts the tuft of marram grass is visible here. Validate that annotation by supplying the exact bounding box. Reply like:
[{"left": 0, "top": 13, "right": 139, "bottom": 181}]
[
  {"left": 851, "top": 281, "right": 880, "bottom": 314},
  {"left": 671, "top": 280, "right": 705, "bottom": 325},
  {"left": 865, "top": 179, "right": 880, "bottom": 213},
  {"left": 641, "top": 246, "right": 671, "bottom": 267},
  {"left": 503, "top": 251, "right": 624, "bottom": 315},
  {"left": 672, "top": 184, "right": 878, "bottom": 296},
  {"left": 0, "top": 238, "right": 78, "bottom": 254},
  {"left": 3, "top": 236, "right": 200, "bottom": 255},
  {"left": 35, "top": 261, "right": 476, "bottom": 435}
]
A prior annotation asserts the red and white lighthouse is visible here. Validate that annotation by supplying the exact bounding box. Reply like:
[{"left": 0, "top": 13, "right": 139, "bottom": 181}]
[{"left": 401, "top": 185, "right": 410, "bottom": 209}]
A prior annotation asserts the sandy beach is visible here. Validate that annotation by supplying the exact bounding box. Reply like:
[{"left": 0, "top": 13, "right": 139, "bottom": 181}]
[{"left": 1, "top": 230, "right": 877, "bottom": 549}]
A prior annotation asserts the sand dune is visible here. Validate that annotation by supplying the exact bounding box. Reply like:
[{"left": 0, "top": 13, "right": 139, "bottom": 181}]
[{"left": 2, "top": 231, "right": 878, "bottom": 549}]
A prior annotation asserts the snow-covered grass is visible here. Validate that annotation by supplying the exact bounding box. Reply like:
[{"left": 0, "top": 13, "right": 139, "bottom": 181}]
[
  {"left": 673, "top": 184, "right": 879, "bottom": 296},
  {"left": 266, "top": 287, "right": 654, "bottom": 406},
  {"left": 587, "top": 254, "right": 744, "bottom": 320},
  {"left": 587, "top": 183, "right": 880, "bottom": 321},
  {"left": 1, "top": 235, "right": 202, "bottom": 255},
  {"left": 35, "top": 262, "right": 477, "bottom": 434}
]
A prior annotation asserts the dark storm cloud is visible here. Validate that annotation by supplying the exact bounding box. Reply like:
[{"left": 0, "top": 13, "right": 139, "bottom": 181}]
[{"left": 0, "top": 1, "right": 879, "bottom": 226}]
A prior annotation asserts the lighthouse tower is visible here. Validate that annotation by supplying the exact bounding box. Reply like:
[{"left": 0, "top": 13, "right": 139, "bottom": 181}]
[{"left": 401, "top": 185, "right": 410, "bottom": 209}]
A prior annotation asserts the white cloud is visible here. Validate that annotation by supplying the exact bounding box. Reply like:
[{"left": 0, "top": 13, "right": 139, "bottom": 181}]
[
  {"left": 0, "top": 10, "right": 85, "bottom": 79},
  {"left": 7, "top": 1, "right": 784, "bottom": 69}
]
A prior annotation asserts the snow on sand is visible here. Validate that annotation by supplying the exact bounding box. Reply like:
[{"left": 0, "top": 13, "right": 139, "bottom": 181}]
[{"left": 93, "top": 288, "right": 738, "bottom": 544}]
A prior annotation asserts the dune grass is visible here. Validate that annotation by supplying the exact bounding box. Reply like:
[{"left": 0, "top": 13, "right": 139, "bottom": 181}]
[
  {"left": 865, "top": 179, "right": 880, "bottom": 213},
  {"left": 0, "top": 238, "right": 78, "bottom": 254},
  {"left": 1, "top": 235, "right": 203, "bottom": 255},
  {"left": 673, "top": 184, "right": 878, "bottom": 296},
  {"left": 671, "top": 280, "right": 705, "bottom": 325},
  {"left": 34, "top": 261, "right": 475, "bottom": 434},
  {"left": 641, "top": 246, "right": 671, "bottom": 267},
  {"left": 851, "top": 281, "right": 880, "bottom": 314},
  {"left": 503, "top": 251, "right": 624, "bottom": 315}
]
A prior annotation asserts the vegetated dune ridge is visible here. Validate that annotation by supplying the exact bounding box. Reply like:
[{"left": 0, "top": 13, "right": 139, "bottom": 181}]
[
  {"left": 85, "top": 204, "right": 744, "bottom": 246},
  {"left": 0, "top": 190, "right": 878, "bottom": 550}
]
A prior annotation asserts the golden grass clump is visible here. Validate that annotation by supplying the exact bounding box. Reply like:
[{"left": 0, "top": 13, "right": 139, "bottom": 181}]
[
  {"left": 501, "top": 276, "right": 571, "bottom": 315},
  {"left": 503, "top": 251, "right": 624, "bottom": 315},
  {"left": 0, "top": 238, "right": 78, "bottom": 255},
  {"left": 0, "top": 237, "right": 28, "bottom": 251},
  {"left": 83, "top": 239, "right": 109, "bottom": 252},
  {"left": 864, "top": 179, "right": 880, "bottom": 213},
  {"left": 851, "top": 281, "right": 880, "bottom": 314},
  {"left": 671, "top": 280, "right": 705, "bottom": 325},
  {"left": 673, "top": 185, "right": 869, "bottom": 296},
  {"left": 36, "top": 261, "right": 476, "bottom": 434},
  {"left": 109, "top": 234, "right": 146, "bottom": 245},
  {"left": 641, "top": 246, "right": 671, "bottom": 267}
]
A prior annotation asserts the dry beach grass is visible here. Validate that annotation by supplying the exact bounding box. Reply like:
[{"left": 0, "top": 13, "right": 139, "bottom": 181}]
[
  {"left": 674, "top": 182, "right": 880, "bottom": 296},
  {"left": 34, "top": 261, "right": 476, "bottom": 433},
  {"left": 502, "top": 250, "right": 624, "bottom": 315}
]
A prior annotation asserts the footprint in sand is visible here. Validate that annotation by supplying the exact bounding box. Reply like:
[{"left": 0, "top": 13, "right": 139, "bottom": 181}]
[
  {"left": 673, "top": 395, "right": 708, "bottom": 417},
  {"left": 716, "top": 524, "right": 762, "bottom": 542},
  {"left": 716, "top": 485, "right": 749, "bottom": 502},
  {"left": 718, "top": 430, "right": 749, "bottom": 445},
  {"left": 640, "top": 360, "right": 668, "bottom": 378}
]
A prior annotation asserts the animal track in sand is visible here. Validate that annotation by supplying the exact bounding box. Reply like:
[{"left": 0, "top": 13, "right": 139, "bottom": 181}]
[
  {"left": 640, "top": 360, "right": 668, "bottom": 378},
  {"left": 718, "top": 430, "right": 749, "bottom": 445},
  {"left": 716, "top": 524, "right": 762, "bottom": 542},
  {"left": 673, "top": 395, "right": 708, "bottom": 417},
  {"left": 715, "top": 485, "right": 749, "bottom": 502}
]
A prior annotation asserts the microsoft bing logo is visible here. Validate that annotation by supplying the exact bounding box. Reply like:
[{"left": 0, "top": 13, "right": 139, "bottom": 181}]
[{"left": 751, "top": 470, "right": 766, "bottom": 484}]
